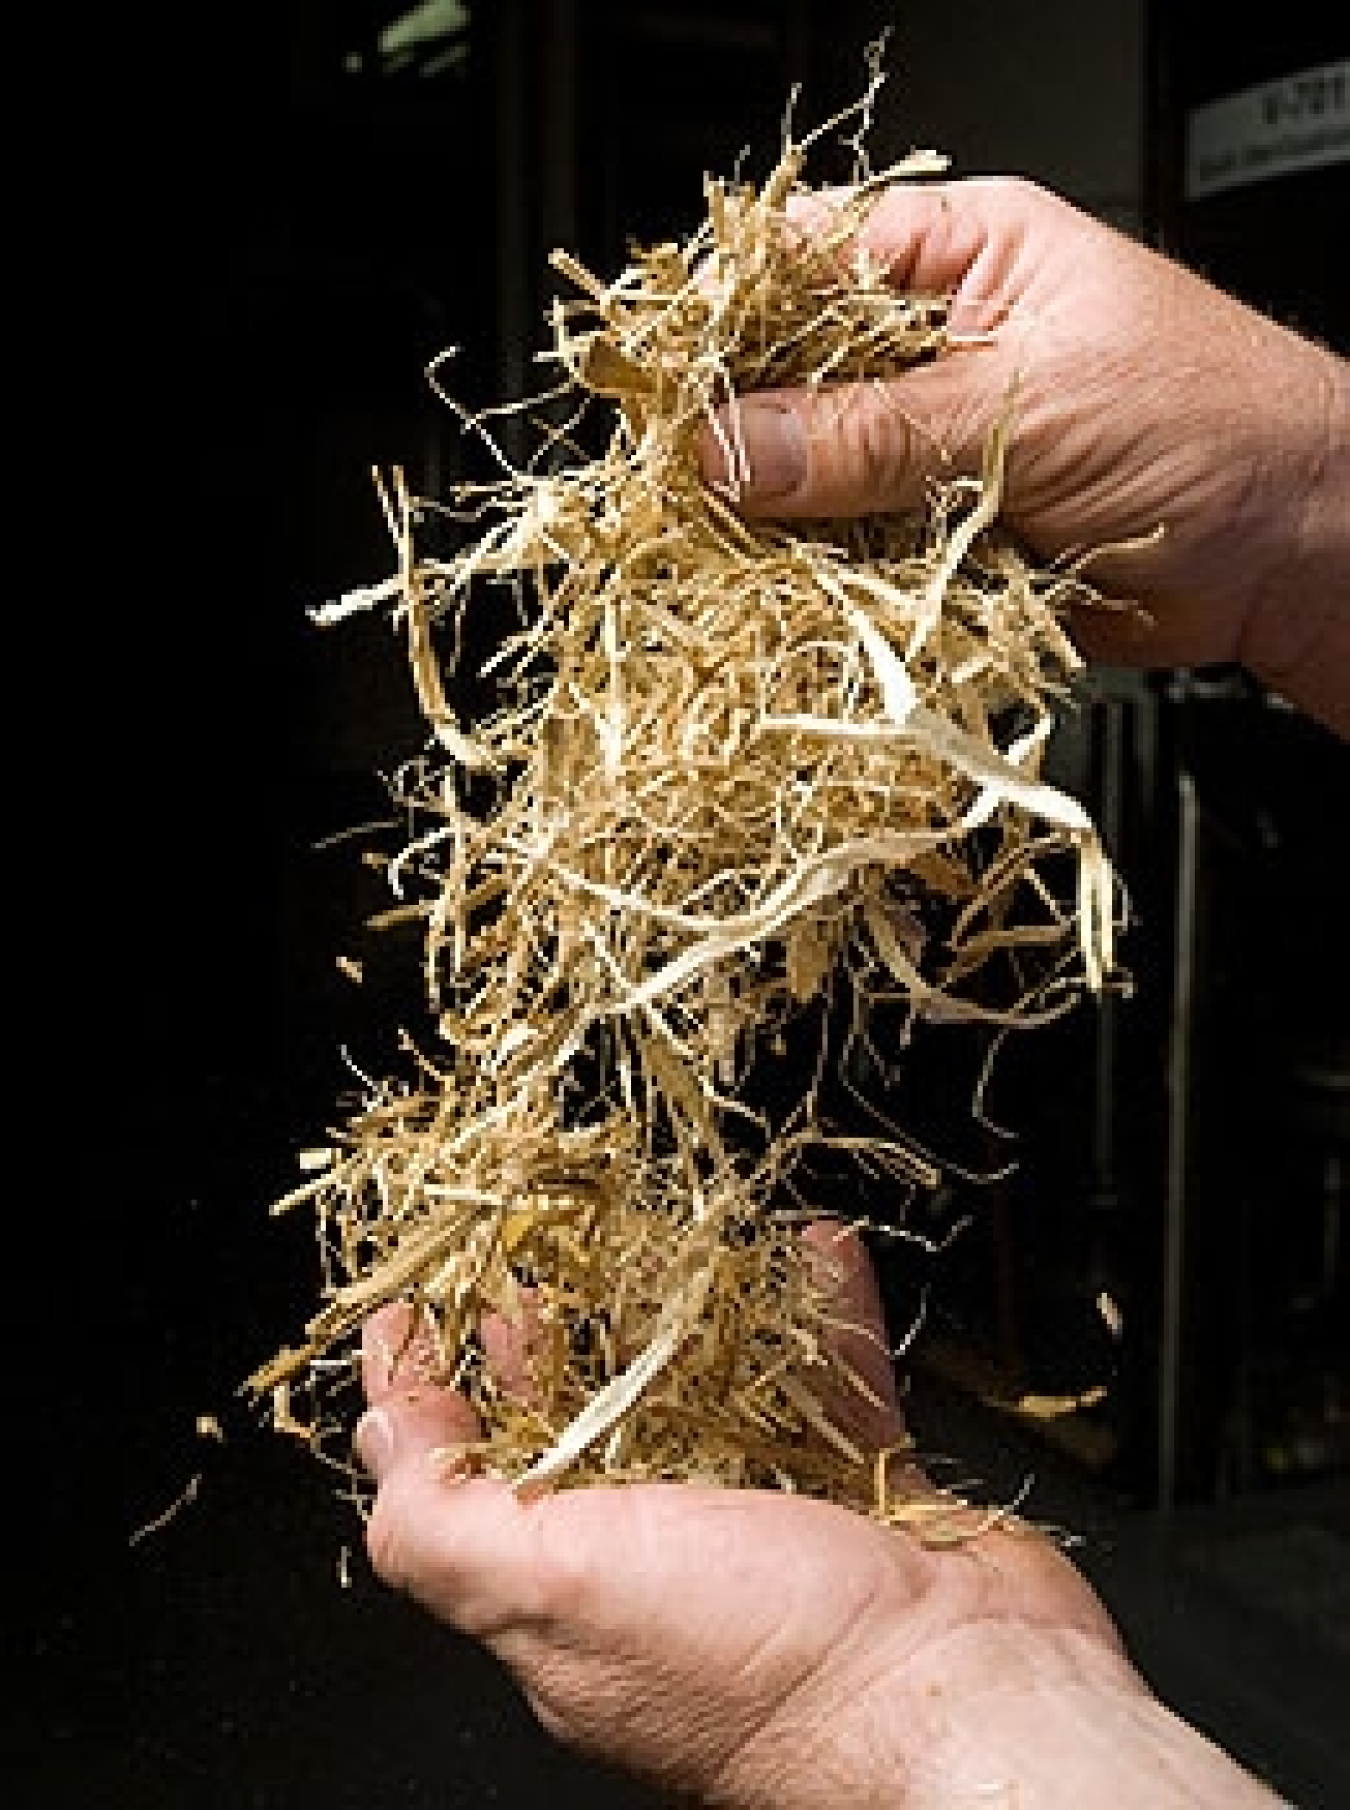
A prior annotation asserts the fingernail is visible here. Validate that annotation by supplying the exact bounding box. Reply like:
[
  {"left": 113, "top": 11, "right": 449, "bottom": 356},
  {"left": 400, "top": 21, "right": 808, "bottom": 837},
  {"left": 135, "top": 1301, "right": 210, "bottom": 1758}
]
[
  {"left": 735, "top": 398, "right": 806, "bottom": 501},
  {"left": 355, "top": 1406, "right": 395, "bottom": 1479}
]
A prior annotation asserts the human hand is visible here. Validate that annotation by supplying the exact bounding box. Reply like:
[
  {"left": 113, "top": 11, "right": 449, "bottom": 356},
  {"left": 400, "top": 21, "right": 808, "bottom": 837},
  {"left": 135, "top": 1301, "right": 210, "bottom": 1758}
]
[
  {"left": 356, "top": 1228, "right": 1278, "bottom": 1806},
  {"left": 699, "top": 176, "right": 1350, "bottom": 736}
]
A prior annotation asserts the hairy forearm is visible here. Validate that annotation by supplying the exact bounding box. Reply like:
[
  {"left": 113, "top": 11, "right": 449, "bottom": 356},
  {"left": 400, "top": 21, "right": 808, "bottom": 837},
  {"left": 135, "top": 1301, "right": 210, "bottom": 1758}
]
[
  {"left": 707, "top": 1623, "right": 1284, "bottom": 1809},
  {"left": 912, "top": 1675, "right": 1286, "bottom": 1808}
]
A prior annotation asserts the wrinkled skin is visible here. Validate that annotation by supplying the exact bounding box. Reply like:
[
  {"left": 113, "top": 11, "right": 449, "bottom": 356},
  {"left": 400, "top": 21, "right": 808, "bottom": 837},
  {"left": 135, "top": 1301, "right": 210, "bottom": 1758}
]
[
  {"left": 357, "top": 1230, "right": 1278, "bottom": 1806},
  {"left": 698, "top": 176, "right": 1349, "bottom": 737}
]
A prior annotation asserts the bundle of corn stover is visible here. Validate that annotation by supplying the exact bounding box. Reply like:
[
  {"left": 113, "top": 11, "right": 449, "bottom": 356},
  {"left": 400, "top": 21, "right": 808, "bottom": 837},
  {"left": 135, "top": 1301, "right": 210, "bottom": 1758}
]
[{"left": 249, "top": 68, "right": 1123, "bottom": 1529}]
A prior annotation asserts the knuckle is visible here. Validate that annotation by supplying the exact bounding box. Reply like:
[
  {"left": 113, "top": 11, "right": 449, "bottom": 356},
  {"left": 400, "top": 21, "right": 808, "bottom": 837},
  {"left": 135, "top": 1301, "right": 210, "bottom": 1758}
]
[
  {"left": 969, "top": 172, "right": 1039, "bottom": 212},
  {"left": 834, "top": 388, "right": 912, "bottom": 508}
]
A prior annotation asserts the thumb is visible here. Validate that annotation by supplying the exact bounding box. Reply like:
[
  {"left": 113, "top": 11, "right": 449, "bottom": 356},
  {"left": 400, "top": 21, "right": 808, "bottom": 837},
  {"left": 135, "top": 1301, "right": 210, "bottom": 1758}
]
[
  {"left": 699, "top": 344, "right": 1010, "bottom": 520},
  {"left": 355, "top": 1387, "right": 480, "bottom": 1485},
  {"left": 357, "top": 1302, "right": 481, "bottom": 1483}
]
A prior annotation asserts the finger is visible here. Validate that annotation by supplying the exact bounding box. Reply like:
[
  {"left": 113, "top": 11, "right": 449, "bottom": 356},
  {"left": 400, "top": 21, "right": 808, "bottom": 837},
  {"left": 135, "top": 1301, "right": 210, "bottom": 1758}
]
[
  {"left": 801, "top": 1221, "right": 905, "bottom": 1450},
  {"left": 480, "top": 1287, "right": 544, "bottom": 1400},
  {"left": 847, "top": 181, "right": 1018, "bottom": 333},
  {"left": 790, "top": 179, "right": 1004, "bottom": 325},
  {"left": 361, "top": 1301, "right": 437, "bottom": 1402},
  {"left": 802, "top": 1221, "right": 896, "bottom": 1403},
  {"left": 699, "top": 346, "right": 1011, "bottom": 520},
  {"left": 355, "top": 1385, "right": 481, "bottom": 1486},
  {"left": 358, "top": 1303, "right": 481, "bottom": 1484}
]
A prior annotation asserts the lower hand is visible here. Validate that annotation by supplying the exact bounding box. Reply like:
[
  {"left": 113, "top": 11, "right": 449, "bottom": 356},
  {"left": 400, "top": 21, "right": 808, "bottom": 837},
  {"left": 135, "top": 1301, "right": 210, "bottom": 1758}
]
[{"left": 355, "top": 1231, "right": 1278, "bottom": 1806}]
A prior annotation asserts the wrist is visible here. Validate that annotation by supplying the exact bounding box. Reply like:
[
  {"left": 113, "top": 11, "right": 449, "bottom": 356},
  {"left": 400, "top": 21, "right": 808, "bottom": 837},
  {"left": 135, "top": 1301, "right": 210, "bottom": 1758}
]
[
  {"left": 700, "top": 1572, "right": 955, "bottom": 1809},
  {"left": 1240, "top": 333, "right": 1350, "bottom": 737},
  {"left": 908, "top": 1624, "right": 1283, "bottom": 1808},
  {"left": 705, "top": 1675, "right": 917, "bottom": 1809}
]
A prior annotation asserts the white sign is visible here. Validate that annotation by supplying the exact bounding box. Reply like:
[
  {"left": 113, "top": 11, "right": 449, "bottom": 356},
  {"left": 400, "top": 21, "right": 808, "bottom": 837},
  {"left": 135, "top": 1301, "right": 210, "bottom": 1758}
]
[{"left": 1185, "top": 57, "right": 1350, "bottom": 200}]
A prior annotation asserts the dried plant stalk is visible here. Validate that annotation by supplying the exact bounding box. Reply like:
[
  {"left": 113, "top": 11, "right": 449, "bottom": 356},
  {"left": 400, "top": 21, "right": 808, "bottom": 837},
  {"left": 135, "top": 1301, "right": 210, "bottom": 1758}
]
[{"left": 248, "top": 67, "right": 1123, "bottom": 1527}]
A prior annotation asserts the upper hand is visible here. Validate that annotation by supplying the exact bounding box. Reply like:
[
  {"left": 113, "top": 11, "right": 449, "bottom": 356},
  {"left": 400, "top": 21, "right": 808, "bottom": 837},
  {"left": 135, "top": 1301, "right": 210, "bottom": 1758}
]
[{"left": 698, "top": 176, "right": 1349, "bottom": 734}]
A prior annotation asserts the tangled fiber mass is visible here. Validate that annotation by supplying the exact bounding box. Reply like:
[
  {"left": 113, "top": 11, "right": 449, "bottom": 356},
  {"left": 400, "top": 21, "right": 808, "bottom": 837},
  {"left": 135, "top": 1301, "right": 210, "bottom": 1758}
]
[{"left": 248, "top": 72, "right": 1123, "bottom": 1526}]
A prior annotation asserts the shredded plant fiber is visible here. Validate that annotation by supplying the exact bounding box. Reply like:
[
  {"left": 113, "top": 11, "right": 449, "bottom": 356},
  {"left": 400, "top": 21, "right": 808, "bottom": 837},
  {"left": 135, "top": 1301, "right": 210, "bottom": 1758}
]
[{"left": 248, "top": 64, "right": 1124, "bottom": 1529}]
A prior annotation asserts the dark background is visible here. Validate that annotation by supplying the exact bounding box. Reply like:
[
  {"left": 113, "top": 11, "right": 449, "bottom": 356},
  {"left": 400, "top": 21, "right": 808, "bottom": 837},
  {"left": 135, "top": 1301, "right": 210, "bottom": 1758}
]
[{"left": 18, "top": 4, "right": 1349, "bottom": 1805}]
